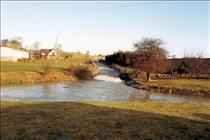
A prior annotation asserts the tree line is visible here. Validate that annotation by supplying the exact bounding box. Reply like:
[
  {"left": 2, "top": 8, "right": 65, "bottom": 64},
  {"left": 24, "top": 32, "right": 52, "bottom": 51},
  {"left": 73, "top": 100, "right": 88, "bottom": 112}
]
[{"left": 105, "top": 38, "right": 210, "bottom": 81}]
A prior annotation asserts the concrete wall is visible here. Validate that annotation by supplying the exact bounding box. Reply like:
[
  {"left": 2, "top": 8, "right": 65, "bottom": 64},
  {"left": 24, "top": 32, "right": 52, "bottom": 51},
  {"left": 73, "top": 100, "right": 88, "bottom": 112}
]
[{"left": 0, "top": 47, "right": 29, "bottom": 62}]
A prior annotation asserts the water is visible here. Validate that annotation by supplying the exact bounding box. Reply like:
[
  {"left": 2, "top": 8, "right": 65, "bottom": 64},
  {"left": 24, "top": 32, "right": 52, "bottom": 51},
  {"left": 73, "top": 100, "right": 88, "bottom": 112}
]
[{"left": 1, "top": 62, "right": 210, "bottom": 103}]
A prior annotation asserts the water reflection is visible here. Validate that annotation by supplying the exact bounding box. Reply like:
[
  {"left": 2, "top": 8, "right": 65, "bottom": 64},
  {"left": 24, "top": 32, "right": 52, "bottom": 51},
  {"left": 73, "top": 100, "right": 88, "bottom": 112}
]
[
  {"left": 128, "top": 90, "right": 152, "bottom": 102},
  {"left": 42, "top": 84, "right": 51, "bottom": 99}
]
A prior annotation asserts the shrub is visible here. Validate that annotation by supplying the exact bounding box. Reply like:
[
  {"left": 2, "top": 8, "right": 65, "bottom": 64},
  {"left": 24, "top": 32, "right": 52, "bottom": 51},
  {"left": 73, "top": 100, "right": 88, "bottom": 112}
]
[
  {"left": 42, "top": 63, "right": 53, "bottom": 78},
  {"left": 66, "top": 65, "right": 93, "bottom": 80},
  {"left": 105, "top": 51, "right": 132, "bottom": 66}
]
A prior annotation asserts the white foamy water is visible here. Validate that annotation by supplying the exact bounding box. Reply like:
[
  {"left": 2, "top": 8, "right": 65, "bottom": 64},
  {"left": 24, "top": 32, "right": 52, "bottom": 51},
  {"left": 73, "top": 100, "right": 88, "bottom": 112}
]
[{"left": 94, "top": 75, "right": 122, "bottom": 83}]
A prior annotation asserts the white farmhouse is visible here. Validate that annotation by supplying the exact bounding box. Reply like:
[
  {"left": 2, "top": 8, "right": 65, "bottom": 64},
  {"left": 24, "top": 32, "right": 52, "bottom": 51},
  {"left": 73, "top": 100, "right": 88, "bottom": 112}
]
[{"left": 0, "top": 46, "right": 29, "bottom": 62}]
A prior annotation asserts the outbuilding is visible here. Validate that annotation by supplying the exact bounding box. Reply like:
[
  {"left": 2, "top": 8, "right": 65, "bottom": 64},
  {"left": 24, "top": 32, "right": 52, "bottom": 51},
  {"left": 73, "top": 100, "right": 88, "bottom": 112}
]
[{"left": 0, "top": 46, "right": 29, "bottom": 62}]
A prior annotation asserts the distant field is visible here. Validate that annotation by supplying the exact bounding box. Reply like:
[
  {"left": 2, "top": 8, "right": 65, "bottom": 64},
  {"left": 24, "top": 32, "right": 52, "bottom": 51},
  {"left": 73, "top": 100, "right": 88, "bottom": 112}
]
[
  {"left": 1, "top": 58, "right": 88, "bottom": 73},
  {"left": 1, "top": 101, "right": 210, "bottom": 140}
]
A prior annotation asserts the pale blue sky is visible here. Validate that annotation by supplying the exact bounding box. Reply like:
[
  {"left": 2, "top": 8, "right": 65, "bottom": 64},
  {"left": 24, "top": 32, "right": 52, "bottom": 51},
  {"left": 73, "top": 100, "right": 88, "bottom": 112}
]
[{"left": 1, "top": 1, "right": 210, "bottom": 57}]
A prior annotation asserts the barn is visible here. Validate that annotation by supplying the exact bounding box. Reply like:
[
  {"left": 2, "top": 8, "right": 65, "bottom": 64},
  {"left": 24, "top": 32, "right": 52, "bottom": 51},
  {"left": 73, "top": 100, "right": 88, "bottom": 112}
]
[
  {"left": 0, "top": 46, "right": 29, "bottom": 62},
  {"left": 40, "top": 49, "right": 56, "bottom": 59}
]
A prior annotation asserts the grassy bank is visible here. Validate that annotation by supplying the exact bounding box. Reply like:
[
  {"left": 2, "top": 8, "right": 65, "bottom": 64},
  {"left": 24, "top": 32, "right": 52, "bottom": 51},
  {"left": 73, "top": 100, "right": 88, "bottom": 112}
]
[
  {"left": 1, "top": 101, "right": 210, "bottom": 140},
  {"left": 109, "top": 63, "right": 210, "bottom": 95},
  {"left": 1, "top": 57, "right": 98, "bottom": 84},
  {"left": 138, "top": 79, "right": 210, "bottom": 91},
  {"left": 128, "top": 78, "right": 210, "bottom": 96},
  {"left": 1, "top": 57, "right": 89, "bottom": 73}
]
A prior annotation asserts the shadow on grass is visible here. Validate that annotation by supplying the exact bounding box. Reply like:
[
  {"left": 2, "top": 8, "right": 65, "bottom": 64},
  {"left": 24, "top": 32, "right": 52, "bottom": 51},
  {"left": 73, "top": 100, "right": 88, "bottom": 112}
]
[
  {"left": 54, "top": 67, "right": 66, "bottom": 72},
  {"left": 192, "top": 113, "right": 210, "bottom": 121},
  {"left": 1, "top": 102, "right": 210, "bottom": 140},
  {"left": 28, "top": 70, "right": 43, "bottom": 75}
]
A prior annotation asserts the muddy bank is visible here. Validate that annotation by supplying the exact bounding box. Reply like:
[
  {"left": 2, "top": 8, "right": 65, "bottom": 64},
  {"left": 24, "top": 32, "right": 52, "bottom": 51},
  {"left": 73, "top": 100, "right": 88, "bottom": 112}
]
[{"left": 125, "top": 80, "right": 210, "bottom": 97}]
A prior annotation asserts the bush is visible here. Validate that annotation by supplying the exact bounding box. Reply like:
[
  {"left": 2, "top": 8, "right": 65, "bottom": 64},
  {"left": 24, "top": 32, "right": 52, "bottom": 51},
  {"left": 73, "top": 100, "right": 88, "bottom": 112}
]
[
  {"left": 66, "top": 65, "right": 93, "bottom": 80},
  {"left": 105, "top": 51, "right": 132, "bottom": 66},
  {"left": 42, "top": 63, "right": 53, "bottom": 78}
]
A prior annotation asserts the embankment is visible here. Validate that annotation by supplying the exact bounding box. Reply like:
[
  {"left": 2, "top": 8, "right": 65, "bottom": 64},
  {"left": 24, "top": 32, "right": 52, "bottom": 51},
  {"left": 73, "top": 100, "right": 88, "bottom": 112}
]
[
  {"left": 125, "top": 80, "right": 210, "bottom": 97},
  {"left": 0, "top": 64, "right": 99, "bottom": 84},
  {"left": 103, "top": 61, "right": 210, "bottom": 97}
]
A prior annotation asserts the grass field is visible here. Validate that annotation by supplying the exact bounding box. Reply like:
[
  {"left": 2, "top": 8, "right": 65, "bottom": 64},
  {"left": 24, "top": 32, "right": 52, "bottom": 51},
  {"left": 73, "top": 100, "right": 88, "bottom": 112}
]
[
  {"left": 110, "top": 63, "right": 210, "bottom": 91},
  {"left": 0, "top": 55, "right": 96, "bottom": 84},
  {"left": 1, "top": 58, "right": 88, "bottom": 73},
  {"left": 1, "top": 101, "right": 210, "bottom": 140}
]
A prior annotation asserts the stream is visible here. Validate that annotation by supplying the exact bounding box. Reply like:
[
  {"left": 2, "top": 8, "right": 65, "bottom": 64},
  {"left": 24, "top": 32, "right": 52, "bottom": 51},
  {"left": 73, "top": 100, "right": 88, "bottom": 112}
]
[{"left": 1, "top": 62, "right": 210, "bottom": 103}]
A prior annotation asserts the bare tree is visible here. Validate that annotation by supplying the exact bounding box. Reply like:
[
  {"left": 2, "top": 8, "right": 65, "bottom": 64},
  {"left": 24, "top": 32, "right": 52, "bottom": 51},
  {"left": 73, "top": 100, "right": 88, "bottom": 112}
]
[
  {"left": 194, "top": 51, "right": 205, "bottom": 78},
  {"left": 11, "top": 37, "right": 22, "bottom": 43},
  {"left": 42, "top": 63, "right": 53, "bottom": 78},
  {"left": 33, "top": 42, "right": 41, "bottom": 50},
  {"left": 10, "top": 37, "right": 22, "bottom": 49},
  {"left": 167, "top": 59, "right": 178, "bottom": 78},
  {"left": 183, "top": 51, "right": 206, "bottom": 78},
  {"left": 30, "top": 42, "right": 41, "bottom": 60},
  {"left": 132, "top": 38, "right": 168, "bottom": 82},
  {"left": 183, "top": 52, "right": 196, "bottom": 78},
  {"left": 56, "top": 44, "right": 62, "bottom": 59},
  {"left": 54, "top": 37, "right": 62, "bottom": 67},
  {"left": 1, "top": 39, "right": 9, "bottom": 46},
  {"left": 85, "top": 50, "right": 90, "bottom": 57},
  {"left": 85, "top": 50, "right": 91, "bottom": 63}
]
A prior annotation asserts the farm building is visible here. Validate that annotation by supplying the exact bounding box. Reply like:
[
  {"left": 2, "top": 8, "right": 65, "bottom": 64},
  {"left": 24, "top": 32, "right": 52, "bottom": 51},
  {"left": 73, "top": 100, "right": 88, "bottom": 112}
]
[
  {"left": 0, "top": 46, "right": 29, "bottom": 62},
  {"left": 40, "top": 49, "right": 57, "bottom": 59}
]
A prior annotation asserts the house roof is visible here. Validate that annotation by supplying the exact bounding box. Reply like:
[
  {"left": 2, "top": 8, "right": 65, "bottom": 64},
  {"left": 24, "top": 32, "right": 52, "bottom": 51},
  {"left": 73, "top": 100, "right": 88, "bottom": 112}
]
[
  {"left": 40, "top": 49, "right": 54, "bottom": 56},
  {"left": 0, "top": 46, "right": 28, "bottom": 53}
]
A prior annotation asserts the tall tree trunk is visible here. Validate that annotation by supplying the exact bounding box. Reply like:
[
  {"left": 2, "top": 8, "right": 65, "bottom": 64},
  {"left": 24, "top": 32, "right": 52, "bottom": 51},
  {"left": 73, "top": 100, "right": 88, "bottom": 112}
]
[
  {"left": 198, "top": 69, "right": 201, "bottom": 79},
  {"left": 188, "top": 71, "right": 191, "bottom": 79},
  {"left": 146, "top": 72, "right": 150, "bottom": 82}
]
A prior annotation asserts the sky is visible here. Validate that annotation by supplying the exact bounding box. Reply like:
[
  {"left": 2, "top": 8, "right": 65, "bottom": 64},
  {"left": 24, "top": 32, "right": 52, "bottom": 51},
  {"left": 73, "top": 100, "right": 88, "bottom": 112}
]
[{"left": 1, "top": 1, "right": 210, "bottom": 57}]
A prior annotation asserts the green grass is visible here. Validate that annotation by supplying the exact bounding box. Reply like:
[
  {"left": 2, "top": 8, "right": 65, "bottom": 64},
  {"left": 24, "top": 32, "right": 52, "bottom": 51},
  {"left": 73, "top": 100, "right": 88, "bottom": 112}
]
[
  {"left": 1, "top": 101, "right": 210, "bottom": 140},
  {"left": 111, "top": 63, "right": 210, "bottom": 91},
  {"left": 1, "top": 58, "right": 88, "bottom": 73},
  {"left": 0, "top": 56, "right": 96, "bottom": 84},
  {"left": 138, "top": 79, "right": 210, "bottom": 91},
  {"left": 112, "top": 63, "right": 134, "bottom": 73}
]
